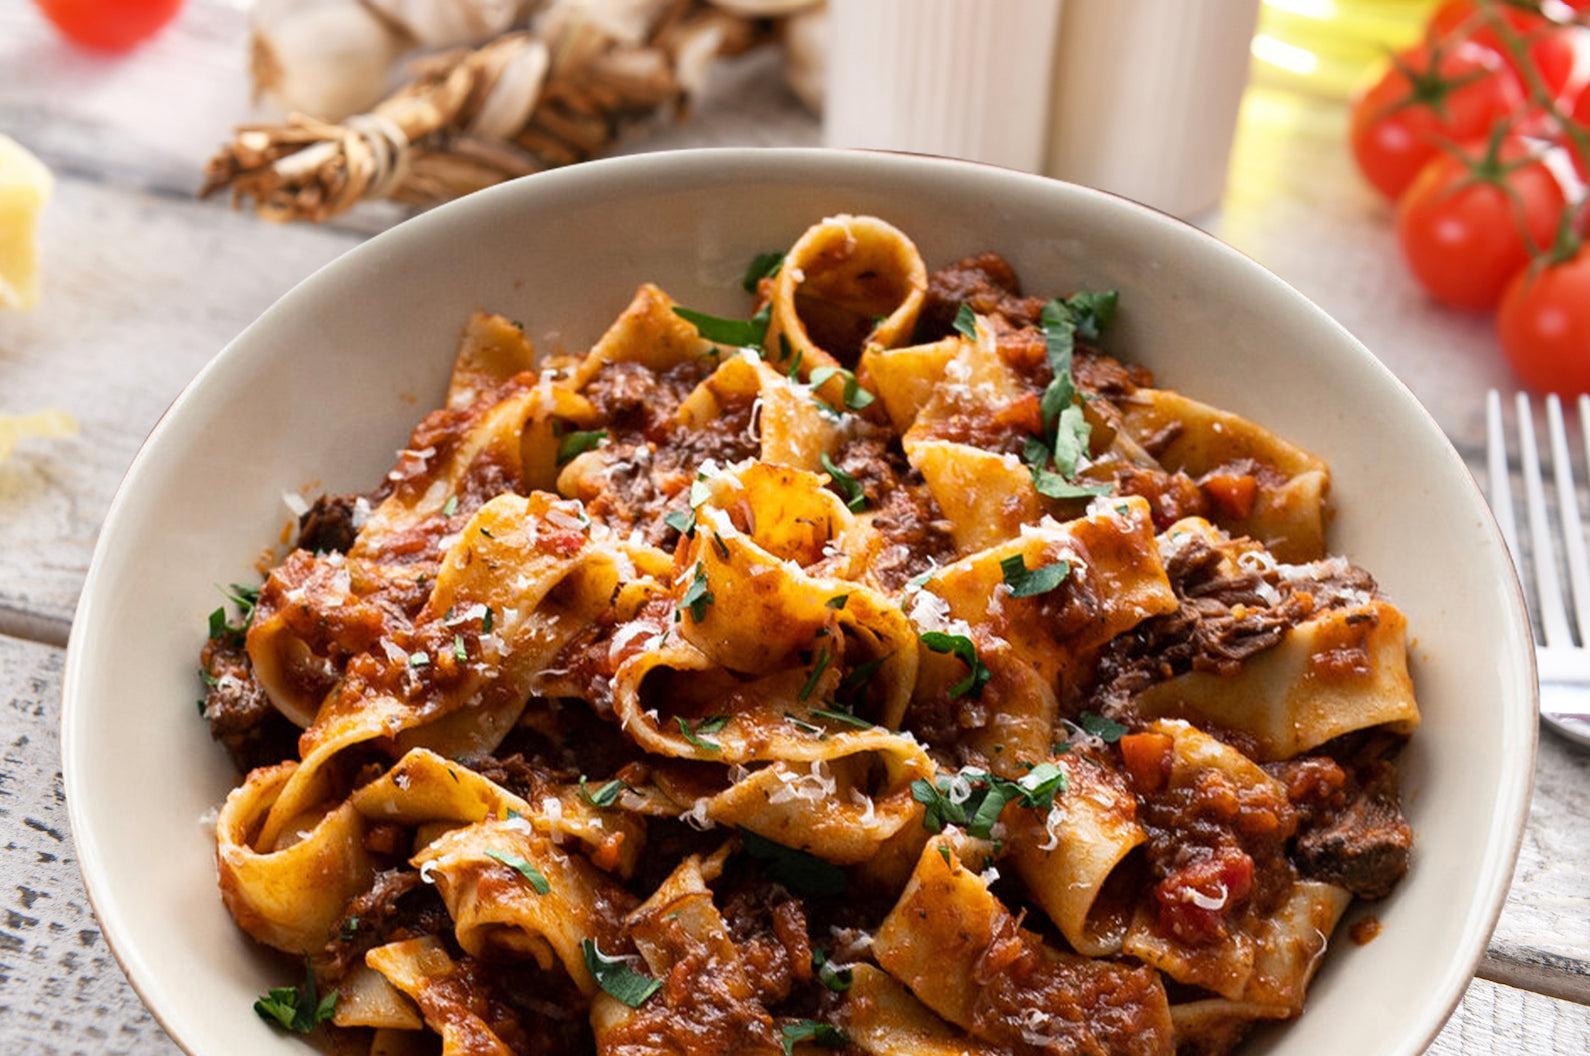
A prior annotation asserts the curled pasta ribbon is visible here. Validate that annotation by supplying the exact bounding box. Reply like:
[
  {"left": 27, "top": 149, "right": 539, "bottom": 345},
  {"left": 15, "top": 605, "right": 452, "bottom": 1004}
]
[
  {"left": 592, "top": 849, "right": 782, "bottom": 1056},
  {"left": 214, "top": 761, "right": 375, "bottom": 954},
  {"left": 366, "top": 937, "right": 517, "bottom": 1056},
  {"left": 1121, "top": 721, "right": 1352, "bottom": 1005},
  {"left": 255, "top": 492, "right": 618, "bottom": 850},
  {"left": 413, "top": 817, "right": 630, "bottom": 994},
  {"left": 349, "top": 748, "right": 644, "bottom": 877},
  {"left": 875, "top": 836, "right": 1173, "bottom": 1055},
  {"left": 767, "top": 214, "right": 927, "bottom": 378},
  {"left": 675, "top": 352, "right": 843, "bottom": 476},
  {"left": 566, "top": 282, "right": 716, "bottom": 392},
  {"left": 1117, "top": 388, "right": 1330, "bottom": 562},
  {"left": 1006, "top": 754, "right": 1146, "bottom": 957}
]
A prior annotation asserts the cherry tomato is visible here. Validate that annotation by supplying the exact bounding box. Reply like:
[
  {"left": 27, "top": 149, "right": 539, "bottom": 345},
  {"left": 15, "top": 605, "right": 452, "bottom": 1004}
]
[
  {"left": 33, "top": 0, "right": 184, "bottom": 51},
  {"left": 1396, "top": 133, "right": 1568, "bottom": 310},
  {"left": 1349, "top": 40, "right": 1523, "bottom": 201},
  {"left": 1497, "top": 247, "right": 1590, "bottom": 394},
  {"left": 1429, "top": 0, "right": 1576, "bottom": 99}
]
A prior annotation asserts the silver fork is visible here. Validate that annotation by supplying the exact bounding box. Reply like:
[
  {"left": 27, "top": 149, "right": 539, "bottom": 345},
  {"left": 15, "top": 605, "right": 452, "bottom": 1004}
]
[{"left": 1486, "top": 389, "right": 1590, "bottom": 747}]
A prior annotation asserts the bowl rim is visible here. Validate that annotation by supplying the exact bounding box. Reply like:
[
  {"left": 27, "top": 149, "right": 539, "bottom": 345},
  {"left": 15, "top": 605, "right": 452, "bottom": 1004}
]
[{"left": 60, "top": 145, "right": 1539, "bottom": 1056}]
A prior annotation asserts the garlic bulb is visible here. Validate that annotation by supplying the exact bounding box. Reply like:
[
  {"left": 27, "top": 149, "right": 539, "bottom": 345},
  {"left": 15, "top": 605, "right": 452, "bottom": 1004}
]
[
  {"left": 250, "top": 0, "right": 410, "bottom": 121},
  {"left": 782, "top": 1, "right": 824, "bottom": 114},
  {"left": 363, "top": 0, "right": 531, "bottom": 48}
]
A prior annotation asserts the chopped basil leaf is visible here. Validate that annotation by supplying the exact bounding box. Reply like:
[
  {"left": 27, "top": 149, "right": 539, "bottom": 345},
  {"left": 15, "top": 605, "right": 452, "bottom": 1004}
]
[
  {"left": 1063, "top": 289, "right": 1118, "bottom": 342},
  {"left": 913, "top": 765, "right": 1066, "bottom": 840},
  {"left": 937, "top": 843, "right": 953, "bottom": 866},
  {"left": 712, "top": 532, "right": 730, "bottom": 560},
  {"left": 797, "top": 647, "right": 831, "bottom": 702},
  {"left": 999, "top": 554, "right": 1072, "bottom": 598},
  {"left": 442, "top": 495, "right": 458, "bottom": 518},
  {"left": 453, "top": 634, "right": 467, "bottom": 662},
  {"left": 1052, "top": 403, "right": 1091, "bottom": 478},
  {"left": 580, "top": 776, "right": 631, "bottom": 808},
  {"left": 198, "top": 667, "right": 219, "bottom": 687},
  {"left": 1014, "top": 761, "right": 1069, "bottom": 810},
  {"left": 743, "top": 250, "right": 785, "bottom": 291},
  {"left": 689, "top": 477, "right": 713, "bottom": 508},
  {"left": 781, "top": 1020, "right": 850, "bottom": 1056},
  {"left": 664, "top": 509, "right": 696, "bottom": 538},
  {"left": 1077, "top": 711, "right": 1127, "bottom": 743},
  {"left": 484, "top": 849, "right": 551, "bottom": 894},
  {"left": 839, "top": 655, "right": 887, "bottom": 695},
  {"left": 482, "top": 606, "right": 495, "bottom": 633},
  {"left": 825, "top": 594, "right": 849, "bottom": 610},
  {"left": 557, "top": 429, "right": 607, "bottom": 465},
  {"left": 812, "top": 948, "right": 853, "bottom": 992},
  {"left": 253, "top": 959, "right": 337, "bottom": 1034},
  {"left": 820, "top": 452, "right": 866, "bottom": 511},
  {"left": 912, "top": 776, "right": 966, "bottom": 833},
  {"left": 918, "top": 631, "right": 991, "bottom": 699},
  {"left": 953, "top": 303, "right": 978, "bottom": 340},
  {"left": 408, "top": 651, "right": 430, "bottom": 667},
  {"left": 582, "top": 939, "right": 662, "bottom": 1008},
  {"left": 738, "top": 829, "right": 847, "bottom": 897},
  {"left": 810, "top": 706, "right": 872, "bottom": 729},
  {"left": 677, "top": 714, "right": 729, "bottom": 752},
  {"left": 785, "top": 342, "right": 802, "bottom": 376},
  {"left": 479, "top": 527, "right": 494, "bottom": 539},
  {"left": 807, "top": 365, "right": 877, "bottom": 411},
  {"left": 1029, "top": 464, "right": 1112, "bottom": 500},
  {"left": 672, "top": 303, "right": 771, "bottom": 351},
  {"left": 679, "top": 562, "right": 714, "bottom": 623}
]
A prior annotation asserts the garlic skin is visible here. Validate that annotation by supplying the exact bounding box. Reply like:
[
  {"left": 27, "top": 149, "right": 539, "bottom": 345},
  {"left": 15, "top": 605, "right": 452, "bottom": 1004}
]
[
  {"left": 707, "top": 0, "right": 821, "bottom": 14},
  {"left": 364, "top": 0, "right": 531, "bottom": 48},
  {"left": 249, "top": 0, "right": 410, "bottom": 121},
  {"left": 782, "top": 1, "right": 824, "bottom": 115}
]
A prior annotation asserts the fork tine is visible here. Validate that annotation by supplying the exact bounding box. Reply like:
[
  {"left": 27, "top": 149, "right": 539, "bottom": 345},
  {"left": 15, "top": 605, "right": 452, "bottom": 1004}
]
[
  {"left": 1546, "top": 394, "right": 1590, "bottom": 644},
  {"left": 1487, "top": 389, "right": 1522, "bottom": 572},
  {"left": 1517, "top": 392, "right": 1573, "bottom": 647}
]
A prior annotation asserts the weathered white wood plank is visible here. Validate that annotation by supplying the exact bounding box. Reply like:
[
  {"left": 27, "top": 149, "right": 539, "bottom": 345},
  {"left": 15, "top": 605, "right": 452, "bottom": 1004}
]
[
  {"left": 1427, "top": 977, "right": 1590, "bottom": 1056},
  {"left": 0, "top": 635, "right": 180, "bottom": 1056}
]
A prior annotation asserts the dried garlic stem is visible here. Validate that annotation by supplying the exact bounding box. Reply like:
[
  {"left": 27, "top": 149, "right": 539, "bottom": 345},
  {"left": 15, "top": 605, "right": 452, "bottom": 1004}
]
[{"left": 201, "top": 0, "right": 770, "bottom": 223}]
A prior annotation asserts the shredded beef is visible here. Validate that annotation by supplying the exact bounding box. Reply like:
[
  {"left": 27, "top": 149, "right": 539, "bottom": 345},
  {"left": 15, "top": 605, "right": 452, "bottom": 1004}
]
[
  {"left": 325, "top": 867, "right": 455, "bottom": 978},
  {"left": 1287, "top": 757, "right": 1412, "bottom": 899},
  {"left": 719, "top": 881, "right": 812, "bottom": 1008},
  {"left": 295, "top": 493, "right": 362, "bottom": 554},
  {"left": 917, "top": 253, "right": 1047, "bottom": 339},
  {"left": 199, "top": 639, "right": 298, "bottom": 773}
]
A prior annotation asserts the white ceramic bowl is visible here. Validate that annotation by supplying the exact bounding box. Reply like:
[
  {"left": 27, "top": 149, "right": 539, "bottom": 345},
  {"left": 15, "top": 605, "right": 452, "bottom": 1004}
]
[{"left": 62, "top": 149, "right": 1536, "bottom": 1056}]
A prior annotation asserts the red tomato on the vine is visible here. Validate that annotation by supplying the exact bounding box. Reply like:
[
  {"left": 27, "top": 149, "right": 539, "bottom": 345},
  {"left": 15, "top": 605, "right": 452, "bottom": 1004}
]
[
  {"left": 1350, "top": 39, "right": 1524, "bottom": 201},
  {"left": 1498, "top": 248, "right": 1590, "bottom": 393},
  {"left": 1395, "top": 133, "right": 1568, "bottom": 310},
  {"left": 33, "top": 0, "right": 184, "bottom": 51},
  {"left": 1430, "top": 0, "right": 1577, "bottom": 96}
]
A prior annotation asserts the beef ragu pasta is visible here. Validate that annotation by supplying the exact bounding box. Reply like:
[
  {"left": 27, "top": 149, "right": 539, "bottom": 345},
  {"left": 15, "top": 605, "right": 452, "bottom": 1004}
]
[{"left": 200, "top": 215, "right": 1419, "bottom": 1056}]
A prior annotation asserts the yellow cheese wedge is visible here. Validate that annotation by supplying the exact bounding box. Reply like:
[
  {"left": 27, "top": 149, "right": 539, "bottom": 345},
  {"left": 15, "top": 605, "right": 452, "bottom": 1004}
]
[{"left": 0, "top": 135, "right": 52, "bottom": 310}]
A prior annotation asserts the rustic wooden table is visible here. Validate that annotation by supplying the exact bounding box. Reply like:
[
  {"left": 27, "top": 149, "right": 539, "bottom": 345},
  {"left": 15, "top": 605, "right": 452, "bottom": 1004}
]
[{"left": 0, "top": 3, "right": 1586, "bottom": 1054}]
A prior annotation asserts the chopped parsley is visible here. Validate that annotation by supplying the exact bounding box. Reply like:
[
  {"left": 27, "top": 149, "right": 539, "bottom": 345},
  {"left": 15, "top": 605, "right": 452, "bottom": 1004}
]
[
  {"left": 712, "top": 532, "right": 731, "bottom": 560},
  {"left": 739, "top": 829, "right": 847, "bottom": 897},
  {"left": 453, "top": 634, "right": 467, "bottom": 662},
  {"left": 1075, "top": 711, "right": 1127, "bottom": 743},
  {"left": 953, "top": 303, "right": 978, "bottom": 340},
  {"left": 1018, "top": 291, "right": 1122, "bottom": 501},
  {"left": 937, "top": 844, "right": 954, "bottom": 866},
  {"left": 911, "top": 763, "right": 1068, "bottom": 840},
  {"left": 198, "top": 667, "right": 219, "bottom": 687},
  {"left": 825, "top": 594, "right": 850, "bottom": 610},
  {"left": 810, "top": 706, "right": 872, "bottom": 729},
  {"left": 442, "top": 495, "right": 459, "bottom": 518},
  {"left": 743, "top": 250, "right": 784, "bottom": 291},
  {"left": 797, "top": 646, "right": 831, "bottom": 702},
  {"left": 580, "top": 776, "right": 631, "bottom": 808},
  {"left": 482, "top": 606, "right": 495, "bottom": 633},
  {"left": 677, "top": 714, "right": 730, "bottom": 752},
  {"left": 781, "top": 1020, "right": 850, "bottom": 1055},
  {"left": 918, "top": 631, "right": 991, "bottom": 699},
  {"left": 673, "top": 303, "right": 771, "bottom": 351},
  {"left": 812, "top": 948, "right": 853, "bottom": 992},
  {"left": 338, "top": 917, "right": 360, "bottom": 941},
  {"left": 664, "top": 508, "right": 696, "bottom": 538},
  {"left": 253, "top": 959, "right": 337, "bottom": 1034},
  {"left": 999, "top": 554, "right": 1072, "bottom": 598},
  {"left": 207, "top": 582, "right": 260, "bottom": 646},
  {"left": 408, "top": 651, "right": 430, "bottom": 667},
  {"left": 556, "top": 429, "right": 607, "bottom": 465},
  {"left": 839, "top": 655, "right": 887, "bottom": 696},
  {"left": 582, "top": 939, "right": 662, "bottom": 1008},
  {"left": 820, "top": 452, "right": 866, "bottom": 511},
  {"left": 484, "top": 849, "right": 551, "bottom": 894},
  {"left": 679, "top": 562, "right": 714, "bottom": 623},
  {"left": 807, "top": 365, "right": 876, "bottom": 411}
]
